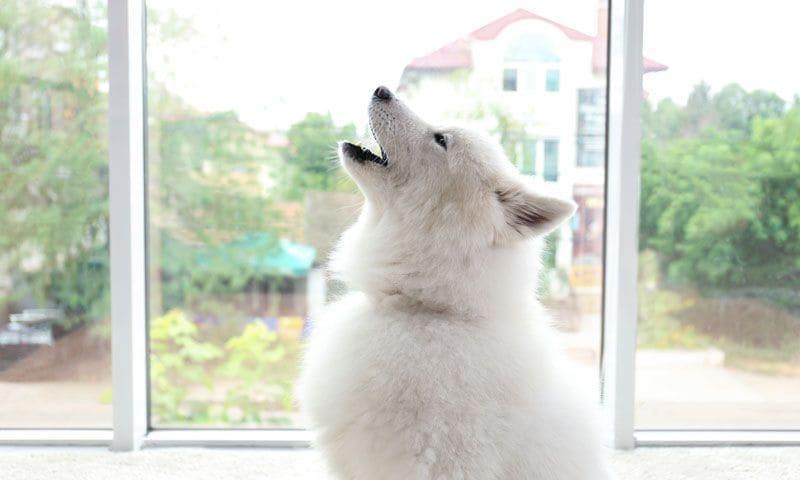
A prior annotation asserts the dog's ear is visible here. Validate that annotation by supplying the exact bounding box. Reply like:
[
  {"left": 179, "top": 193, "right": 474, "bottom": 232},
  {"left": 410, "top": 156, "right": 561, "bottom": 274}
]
[{"left": 495, "top": 183, "right": 576, "bottom": 239}]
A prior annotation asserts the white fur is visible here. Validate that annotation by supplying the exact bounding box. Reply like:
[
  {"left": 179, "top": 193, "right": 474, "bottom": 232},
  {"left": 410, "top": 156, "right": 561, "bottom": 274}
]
[{"left": 298, "top": 88, "right": 612, "bottom": 479}]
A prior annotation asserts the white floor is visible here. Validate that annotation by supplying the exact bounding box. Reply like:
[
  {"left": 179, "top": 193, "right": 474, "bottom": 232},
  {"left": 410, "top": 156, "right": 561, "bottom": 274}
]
[{"left": 2, "top": 447, "right": 799, "bottom": 479}]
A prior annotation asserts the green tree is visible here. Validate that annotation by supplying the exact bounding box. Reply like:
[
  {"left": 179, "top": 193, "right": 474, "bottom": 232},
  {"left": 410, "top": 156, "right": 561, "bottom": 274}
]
[
  {"left": 641, "top": 83, "right": 799, "bottom": 309},
  {"left": 150, "top": 95, "right": 285, "bottom": 239},
  {"left": 642, "top": 98, "right": 687, "bottom": 141},
  {"left": 489, "top": 105, "right": 528, "bottom": 167},
  {"left": 684, "top": 81, "right": 713, "bottom": 133},
  {"left": 743, "top": 107, "right": 800, "bottom": 301},
  {"left": 0, "top": 0, "right": 108, "bottom": 324},
  {"left": 282, "top": 112, "right": 356, "bottom": 200},
  {"left": 0, "top": 1, "right": 293, "bottom": 328},
  {"left": 713, "top": 84, "right": 785, "bottom": 137}
]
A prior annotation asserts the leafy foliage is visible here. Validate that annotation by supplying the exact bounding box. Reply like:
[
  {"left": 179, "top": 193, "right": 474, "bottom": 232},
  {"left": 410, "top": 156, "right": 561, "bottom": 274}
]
[
  {"left": 150, "top": 309, "right": 224, "bottom": 423},
  {"left": 149, "top": 100, "right": 284, "bottom": 238},
  {"left": 637, "top": 251, "right": 710, "bottom": 349},
  {"left": 150, "top": 309, "right": 298, "bottom": 426},
  {"left": 1, "top": 1, "right": 339, "bottom": 425},
  {"left": 641, "top": 83, "right": 800, "bottom": 311},
  {"left": 0, "top": 0, "right": 109, "bottom": 322},
  {"left": 0, "top": 1, "right": 358, "bottom": 329},
  {"left": 282, "top": 112, "right": 357, "bottom": 199},
  {"left": 219, "top": 322, "right": 295, "bottom": 424}
]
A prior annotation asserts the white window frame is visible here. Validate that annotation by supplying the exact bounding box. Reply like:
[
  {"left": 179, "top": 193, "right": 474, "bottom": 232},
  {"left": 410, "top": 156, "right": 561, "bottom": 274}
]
[
  {"left": 600, "top": 0, "right": 641, "bottom": 449},
  {"left": 108, "top": 0, "right": 147, "bottom": 451},
  {"left": 1, "top": 0, "right": 798, "bottom": 450},
  {"left": 601, "top": 0, "right": 800, "bottom": 449}
]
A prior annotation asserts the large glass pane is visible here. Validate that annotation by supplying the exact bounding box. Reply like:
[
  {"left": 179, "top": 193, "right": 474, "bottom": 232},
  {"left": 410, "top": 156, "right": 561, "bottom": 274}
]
[
  {"left": 637, "top": 0, "right": 800, "bottom": 429},
  {"left": 145, "top": 0, "right": 608, "bottom": 428},
  {"left": 0, "top": 0, "right": 110, "bottom": 427}
]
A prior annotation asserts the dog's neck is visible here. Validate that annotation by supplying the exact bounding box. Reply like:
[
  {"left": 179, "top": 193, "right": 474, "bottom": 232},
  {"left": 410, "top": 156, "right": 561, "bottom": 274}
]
[
  {"left": 330, "top": 204, "right": 546, "bottom": 321},
  {"left": 340, "top": 238, "right": 544, "bottom": 320}
]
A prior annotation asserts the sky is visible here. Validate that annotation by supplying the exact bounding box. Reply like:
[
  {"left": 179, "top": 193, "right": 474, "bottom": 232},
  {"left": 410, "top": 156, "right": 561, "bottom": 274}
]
[{"left": 147, "top": 0, "right": 800, "bottom": 131}]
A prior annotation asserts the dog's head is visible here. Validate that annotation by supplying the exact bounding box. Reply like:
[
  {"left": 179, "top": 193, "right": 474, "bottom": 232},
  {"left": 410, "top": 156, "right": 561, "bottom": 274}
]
[
  {"left": 334, "top": 87, "right": 576, "bottom": 307},
  {"left": 340, "top": 86, "right": 575, "bottom": 244}
]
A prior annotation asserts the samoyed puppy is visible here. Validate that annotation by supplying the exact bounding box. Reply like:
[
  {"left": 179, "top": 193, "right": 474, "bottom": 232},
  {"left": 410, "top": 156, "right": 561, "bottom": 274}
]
[{"left": 299, "top": 86, "right": 612, "bottom": 479}]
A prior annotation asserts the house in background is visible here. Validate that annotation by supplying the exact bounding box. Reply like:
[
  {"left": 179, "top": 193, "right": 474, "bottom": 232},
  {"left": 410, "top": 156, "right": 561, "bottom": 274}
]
[{"left": 398, "top": 5, "right": 666, "bottom": 310}]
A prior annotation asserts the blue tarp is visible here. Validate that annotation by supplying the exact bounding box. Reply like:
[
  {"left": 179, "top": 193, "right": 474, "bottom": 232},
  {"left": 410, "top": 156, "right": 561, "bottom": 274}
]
[{"left": 164, "top": 232, "right": 316, "bottom": 278}]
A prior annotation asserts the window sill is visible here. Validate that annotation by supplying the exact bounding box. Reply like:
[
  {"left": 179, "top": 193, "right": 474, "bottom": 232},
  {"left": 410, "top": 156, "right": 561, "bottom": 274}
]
[
  {"left": 636, "top": 430, "right": 800, "bottom": 447},
  {"left": 0, "top": 429, "right": 111, "bottom": 446}
]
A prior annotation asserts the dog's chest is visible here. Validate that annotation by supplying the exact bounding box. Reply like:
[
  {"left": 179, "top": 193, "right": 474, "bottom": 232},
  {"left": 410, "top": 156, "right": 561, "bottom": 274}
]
[{"left": 304, "top": 303, "right": 540, "bottom": 430}]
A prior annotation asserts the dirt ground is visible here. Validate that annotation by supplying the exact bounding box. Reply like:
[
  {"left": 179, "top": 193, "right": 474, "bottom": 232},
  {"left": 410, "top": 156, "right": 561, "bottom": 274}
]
[
  {"left": 0, "top": 327, "right": 110, "bottom": 383},
  {"left": 0, "top": 327, "right": 111, "bottom": 427}
]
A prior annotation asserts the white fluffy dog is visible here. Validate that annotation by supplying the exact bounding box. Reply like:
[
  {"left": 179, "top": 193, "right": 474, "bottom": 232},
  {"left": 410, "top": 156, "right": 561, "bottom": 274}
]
[{"left": 299, "top": 86, "right": 612, "bottom": 479}]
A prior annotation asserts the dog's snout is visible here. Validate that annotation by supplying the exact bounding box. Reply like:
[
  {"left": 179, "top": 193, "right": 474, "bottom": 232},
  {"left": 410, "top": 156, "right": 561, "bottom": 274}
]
[{"left": 373, "top": 86, "right": 393, "bottom": 101}]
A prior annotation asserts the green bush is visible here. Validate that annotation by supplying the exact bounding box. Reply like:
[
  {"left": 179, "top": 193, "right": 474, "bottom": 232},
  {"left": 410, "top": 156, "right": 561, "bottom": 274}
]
[
  {"left": 150, "top": 309, "right": 224, "bottom": 424},
  {"left": 149, "top": 309, "right": 298, "bottom": 426},
  {"left": 219, "top": 322, "right": 294, "bottom": 425}
]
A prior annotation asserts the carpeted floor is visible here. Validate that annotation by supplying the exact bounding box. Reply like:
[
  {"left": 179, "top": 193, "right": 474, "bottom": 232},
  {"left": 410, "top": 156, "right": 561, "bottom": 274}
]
[{"left": 1, "top": 447, "right": 798, "bottom": 479}]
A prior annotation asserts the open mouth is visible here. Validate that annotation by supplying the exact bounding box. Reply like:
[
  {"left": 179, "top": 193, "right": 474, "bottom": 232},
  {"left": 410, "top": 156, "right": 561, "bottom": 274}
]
[{"left": 341, "top": 142, "right": 388, "bottom": 167}]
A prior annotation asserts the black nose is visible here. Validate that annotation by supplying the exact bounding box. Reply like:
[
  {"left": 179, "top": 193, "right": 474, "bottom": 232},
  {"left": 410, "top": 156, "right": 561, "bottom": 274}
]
[{"left": 373, "top": 86, "right": 393, "bottom": 100}]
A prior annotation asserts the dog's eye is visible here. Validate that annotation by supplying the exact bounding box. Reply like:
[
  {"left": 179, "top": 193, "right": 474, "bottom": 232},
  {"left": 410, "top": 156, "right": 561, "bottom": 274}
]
[{"left": 434, "top": 133, "right": 447, "bottom": 150}]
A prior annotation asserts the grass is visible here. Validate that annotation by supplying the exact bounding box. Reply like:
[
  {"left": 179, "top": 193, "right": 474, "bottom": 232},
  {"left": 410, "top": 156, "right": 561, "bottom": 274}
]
[{"left": 637, "top": 250, "right": 800, "bottom": 376}]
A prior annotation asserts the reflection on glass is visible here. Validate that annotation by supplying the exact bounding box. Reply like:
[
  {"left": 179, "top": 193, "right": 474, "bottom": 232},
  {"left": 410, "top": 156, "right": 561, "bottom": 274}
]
[
  {"left": 637, "top": 0, "right": 800, "bottom": 429},
  {"left": 0, "top": 0, "right": 111, "bottom": 427},
  {"left": 146, "top": 1, "right": 609, "bottom": 428}
]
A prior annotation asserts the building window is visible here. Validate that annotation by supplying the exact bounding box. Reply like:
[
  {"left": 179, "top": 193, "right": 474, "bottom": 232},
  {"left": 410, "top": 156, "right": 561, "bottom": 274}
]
[
  {"left": 503, "top": 68, "right": 518, "bottom": 91},
  {"left": 521, "top": 140, "right": 536, "bottom": 175},
  {"left": 546, "top": 69, "right": 560, "bottom": 92},
  {"left": 543, "top": 140, "right": 559, "bottom": 181},
  {"left": 577, "top": 88, "right": 606, "bottom": 167},
  {"left": 577, "top": 138, "right": 604, "bottom": 167}
]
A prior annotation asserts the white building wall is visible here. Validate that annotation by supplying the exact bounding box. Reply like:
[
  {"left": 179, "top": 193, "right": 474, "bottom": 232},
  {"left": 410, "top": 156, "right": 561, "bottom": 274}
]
[{"left": 400, "top": 18, "right": 608, "bottom": 280}]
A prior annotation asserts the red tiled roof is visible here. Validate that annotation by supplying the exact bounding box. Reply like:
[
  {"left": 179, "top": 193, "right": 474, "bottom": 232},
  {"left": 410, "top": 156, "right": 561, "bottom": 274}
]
[
  {"left": 591, "top": 35, "right": 667, "bottom": 73},
  {"left": 470, "top": 8, "right": 594, "bottom": 42},
  {"left": 407, "top": 38, "right": 472, "bottom": 70},
  {"left": 405, "top": 8, "right": 666, "bottom": 74},
  {"left": 643, "top": 57, "right": 668, "bottom": 73}
]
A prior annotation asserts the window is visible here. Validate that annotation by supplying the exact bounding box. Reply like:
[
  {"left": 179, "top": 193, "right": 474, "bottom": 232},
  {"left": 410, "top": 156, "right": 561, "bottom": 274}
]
[
  {"left": 576, "top": 88, "right": 606, "bottom": 167},
  {"left": 575, "top": 88, "right": 606, "bottom": 167},
  {"left": 545, "top": 69, "right": 561, "bottom": 92},
  {"left": 521, "top": 140, "right": 537, "bottom": 175},
  {"left": 636, "top": 0, "right": 800, "bottom": 430},
  {"left": 504, "top": 31, "right": 560, "bottom": 94},
  {"left": 503, "top": 68, "right": 518, "bottom": 91},
  {"left": 543, "top": 140, "right": 559, "bottom": 181},
  {"left": 143, "top": 1, "right": 606, "bottom": 431},
  {"left": 0, "top": 0, "right": 111, "bottom": 428},
  {"left": 12, "top": 0, "right": 794, "bottom": 451}
]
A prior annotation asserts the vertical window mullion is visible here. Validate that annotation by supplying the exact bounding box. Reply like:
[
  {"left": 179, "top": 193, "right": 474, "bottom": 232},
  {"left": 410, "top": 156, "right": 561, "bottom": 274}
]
[
  {"left": 109, "top": 0, "right": 148, "bottom": 452},
  {"left": 602, "top": 0, "right": 643, "bottom": 450}
]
